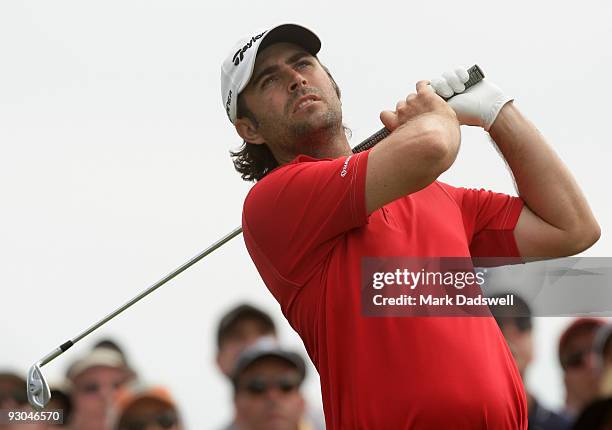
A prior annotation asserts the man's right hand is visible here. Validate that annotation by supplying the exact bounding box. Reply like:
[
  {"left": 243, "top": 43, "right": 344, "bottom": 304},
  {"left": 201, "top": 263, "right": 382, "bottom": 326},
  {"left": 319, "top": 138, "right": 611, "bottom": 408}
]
[
  {"left": 365, "top": 80, "right": 461, "bottom": 214},
  {"left": 379, "top": 80, "right": 458, "bottom": 132}
]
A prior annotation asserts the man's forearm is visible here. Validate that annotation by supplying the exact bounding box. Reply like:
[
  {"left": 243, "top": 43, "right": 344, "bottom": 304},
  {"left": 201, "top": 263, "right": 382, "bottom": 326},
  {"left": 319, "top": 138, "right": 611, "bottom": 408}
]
[{"left": 489, "top": 102, "right": 600, "bottom": 245}]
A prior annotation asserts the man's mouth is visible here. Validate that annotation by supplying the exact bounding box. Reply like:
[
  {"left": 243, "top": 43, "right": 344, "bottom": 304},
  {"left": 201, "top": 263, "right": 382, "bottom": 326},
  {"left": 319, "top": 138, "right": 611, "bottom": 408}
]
[{"left": 293, "top": 95, "right": 320, "bottom": 113}]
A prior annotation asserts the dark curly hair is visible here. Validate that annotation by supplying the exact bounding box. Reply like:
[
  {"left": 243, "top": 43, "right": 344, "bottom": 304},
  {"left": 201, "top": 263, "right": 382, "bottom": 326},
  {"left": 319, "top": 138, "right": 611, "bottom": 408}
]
[{"left": 230, "top": 62, "right": 348, "bottom": 182}]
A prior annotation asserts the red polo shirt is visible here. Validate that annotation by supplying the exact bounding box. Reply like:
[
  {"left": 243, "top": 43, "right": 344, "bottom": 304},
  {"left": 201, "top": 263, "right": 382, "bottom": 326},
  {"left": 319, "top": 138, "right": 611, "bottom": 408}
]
[{"left": 242, "top": 150, "right": 527, "bottom": 429}]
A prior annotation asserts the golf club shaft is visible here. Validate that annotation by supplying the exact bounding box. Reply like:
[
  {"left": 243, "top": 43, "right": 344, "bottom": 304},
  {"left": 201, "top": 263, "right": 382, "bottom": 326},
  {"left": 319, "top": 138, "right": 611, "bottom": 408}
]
[
  {"left": 37, "top": 226, "right": 243, "bottom": 366},
  {"left": 34, "top": 65, "right": 484, "bottom": 369}
]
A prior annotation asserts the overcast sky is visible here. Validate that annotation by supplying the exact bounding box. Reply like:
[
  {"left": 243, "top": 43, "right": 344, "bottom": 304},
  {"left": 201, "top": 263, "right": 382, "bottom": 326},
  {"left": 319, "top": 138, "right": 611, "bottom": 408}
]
[{"left": 1, "top": 1, "right": 611, "bottom": 428}]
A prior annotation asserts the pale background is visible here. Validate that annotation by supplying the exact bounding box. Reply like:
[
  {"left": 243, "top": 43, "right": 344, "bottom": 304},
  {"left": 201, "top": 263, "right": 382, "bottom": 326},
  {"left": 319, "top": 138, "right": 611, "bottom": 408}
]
[{"left": 1, "top": 1, "right": 611, "bottom": 429}]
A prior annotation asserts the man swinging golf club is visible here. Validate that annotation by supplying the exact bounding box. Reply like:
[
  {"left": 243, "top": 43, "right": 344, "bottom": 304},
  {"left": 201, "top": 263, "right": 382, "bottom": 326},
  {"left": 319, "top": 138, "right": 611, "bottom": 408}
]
[{"left": 221, "top": 23, "right": 600, "bottom": 428}]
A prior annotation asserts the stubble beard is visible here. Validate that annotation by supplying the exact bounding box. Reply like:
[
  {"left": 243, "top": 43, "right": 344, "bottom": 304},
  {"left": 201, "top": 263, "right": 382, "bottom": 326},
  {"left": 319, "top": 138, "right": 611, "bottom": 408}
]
[
  {"left": 291, "top": 104, "right": 340, "bottom": 143},
  {"left": 275, "top": 97, "right": 344, "bottom": 160}
]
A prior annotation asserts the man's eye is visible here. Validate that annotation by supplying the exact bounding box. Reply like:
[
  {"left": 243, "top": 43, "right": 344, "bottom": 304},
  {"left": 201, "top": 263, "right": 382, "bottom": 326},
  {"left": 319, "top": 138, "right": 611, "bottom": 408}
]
[
  {"left": 297, "top": 60, "right": 311, "bottom": 68},
  {"left": 261, "top": 76, "right": 276, "bottom": 88}
]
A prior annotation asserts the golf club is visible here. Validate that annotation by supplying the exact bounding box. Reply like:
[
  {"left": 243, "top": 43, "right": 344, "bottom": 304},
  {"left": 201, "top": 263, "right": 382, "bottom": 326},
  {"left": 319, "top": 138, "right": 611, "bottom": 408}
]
[{"left": 27, "top": 65, "right": 484, "bottom": 410}]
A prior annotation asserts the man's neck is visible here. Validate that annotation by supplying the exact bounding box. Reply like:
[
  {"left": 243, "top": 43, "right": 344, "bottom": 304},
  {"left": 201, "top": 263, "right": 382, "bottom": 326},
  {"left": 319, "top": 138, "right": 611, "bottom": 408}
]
[{"left": 275, "top": 129, "right": 352, "bottom": 165}]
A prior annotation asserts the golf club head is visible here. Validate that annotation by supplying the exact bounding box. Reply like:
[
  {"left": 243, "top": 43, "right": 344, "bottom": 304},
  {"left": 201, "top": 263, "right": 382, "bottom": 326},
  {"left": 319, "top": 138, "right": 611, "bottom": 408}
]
[{"left": 27, "top": 363, "right": 51, "bottom": 410}]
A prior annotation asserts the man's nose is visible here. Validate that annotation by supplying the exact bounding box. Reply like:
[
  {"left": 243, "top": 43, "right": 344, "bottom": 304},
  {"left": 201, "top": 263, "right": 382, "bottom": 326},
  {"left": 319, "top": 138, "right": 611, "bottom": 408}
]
[{"left": 288, "top": 70, "right": 307, "bottom": 92}]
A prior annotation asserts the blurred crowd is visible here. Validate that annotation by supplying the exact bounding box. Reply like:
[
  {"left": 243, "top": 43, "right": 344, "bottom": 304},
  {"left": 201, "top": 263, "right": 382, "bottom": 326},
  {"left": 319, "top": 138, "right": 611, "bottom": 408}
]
[
  {"left": 490, "top": 294, "right": 612, "bottom": 430},
  {"left": 2, "top": 298, "right": 612, "bottom": 430},
  {"left": 1, "top": 304, "right": 324, "bottom": 430}
]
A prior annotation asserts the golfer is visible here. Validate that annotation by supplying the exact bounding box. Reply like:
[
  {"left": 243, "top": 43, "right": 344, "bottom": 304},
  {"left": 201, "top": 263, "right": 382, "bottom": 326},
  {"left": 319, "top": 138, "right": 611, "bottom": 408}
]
[{"left": 220, "top": 23, "right": 599, "bottom": 429}]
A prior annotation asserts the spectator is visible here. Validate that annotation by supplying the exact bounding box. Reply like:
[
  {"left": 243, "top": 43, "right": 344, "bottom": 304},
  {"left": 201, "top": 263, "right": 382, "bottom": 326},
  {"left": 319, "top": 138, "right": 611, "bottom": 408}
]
[
  {"left": 231, "top": 338, "right": 306, "bottom": 430},
  {"left": 1, "top": 371, "right": 28, "bottom": 430},
  {"left": 113, "top": 386, "right": 183, "bottom": 430},
  {"left": 0, "top": 371, "right": 67, "bottom": 430},
  {"left": 215, "top": 305, "right": 325, "bottom": 430},
  {"left": 66, "top": 342, "right": 136, "bottom": 430},
  {"left": 490, "top": 294, "right": 571, "bottom": 430},
  {"left": 594, "top": 323, "right": 612, "bottom": 396},
  {"left": 559, "top": 318, "right": 606, "bottom": 422},
  {"left": 216, "top": 304, "right": 277, "bottom": 377}
]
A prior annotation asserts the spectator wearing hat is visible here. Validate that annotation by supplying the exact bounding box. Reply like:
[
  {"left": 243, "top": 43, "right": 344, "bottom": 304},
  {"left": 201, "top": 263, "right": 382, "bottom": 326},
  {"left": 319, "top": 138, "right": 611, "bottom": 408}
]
[
  {"left": 490, "top": 294, "right": 571, "bottom": 430},
  {"left": 113, "top": 386, "right": 182, "bottom": 430},
  {"left": 216, "top": 304, "right": 277, "bottom": 378},
  {"left": 1, "top": 371, "right": 70, "bottom": 429},
  {"left": 66, "top": 342, "right": 136, "bottom": 430},
  {"left": 215, "top": 305, "right": 325, "bottom": 430},
  {"left": 559, "top": 318, "right": 606, "bottom": 422},
  {"left": 231, "top": 338, "right": 307, "bottom": 430},
  {"left": 571, "top": 323, "right": 612, "bottom": 430},
  {"left": 594, "top": 323, "right": 612, "bottom": 396}
]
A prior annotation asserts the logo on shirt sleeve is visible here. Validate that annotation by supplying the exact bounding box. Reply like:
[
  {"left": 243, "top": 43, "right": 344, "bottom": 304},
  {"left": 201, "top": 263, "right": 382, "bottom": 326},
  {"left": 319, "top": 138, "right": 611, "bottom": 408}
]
[{"left": 340, "top": 155, "right": 353, "bottom": 178}]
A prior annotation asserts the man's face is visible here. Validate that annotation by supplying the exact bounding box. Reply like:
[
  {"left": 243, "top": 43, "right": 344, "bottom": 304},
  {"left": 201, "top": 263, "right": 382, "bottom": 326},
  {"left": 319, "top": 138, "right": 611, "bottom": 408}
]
[
  {"left": 562, "top": 329, "right": 600, "bottom": 405},
  {"left": 71, "top": 366, "right": 131, "bottom": 430},
  {"left": 118, "top": 398, "right": 180, "bottom": 430},
  {"left": 234, "top": 357, "right": 305, "bottom": 430},
  {"left": 216, "top": 319, "right": 276, "bottom": 377},
  {"left": 237, "top": 42, "right": 342, "bottom": 160}
]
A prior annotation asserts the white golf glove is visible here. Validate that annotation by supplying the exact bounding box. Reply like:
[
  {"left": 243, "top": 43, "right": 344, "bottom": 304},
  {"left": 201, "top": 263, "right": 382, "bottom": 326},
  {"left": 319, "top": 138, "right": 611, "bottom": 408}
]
[{"left": 430, "top": 67, "right": 513, "bottom": 131}]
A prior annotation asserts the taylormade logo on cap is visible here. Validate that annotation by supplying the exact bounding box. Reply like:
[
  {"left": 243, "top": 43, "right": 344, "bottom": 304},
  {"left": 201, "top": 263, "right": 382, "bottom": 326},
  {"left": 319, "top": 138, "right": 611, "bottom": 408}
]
[
  {"left": 232, "top": 32, "right": 266, "bottom": 66},
  {"left": 224, "top": 90, "right": 232, "bottom": 120},
  {"left": 220, "top": 23, "right": 322, "bottom": 125}
]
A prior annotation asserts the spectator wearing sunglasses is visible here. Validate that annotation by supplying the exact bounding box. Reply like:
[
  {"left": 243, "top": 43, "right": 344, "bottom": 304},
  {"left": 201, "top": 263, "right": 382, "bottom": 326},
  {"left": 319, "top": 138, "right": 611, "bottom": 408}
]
[
  {"left": 489, "top": 294, "right": 571, "bottom": 430},
  {"left": 66, "top": 342, "right": 137, "bottom": 430},
  {"left": 594, "top": 323, "right": 612, "bottom": 396},
  {"left": 559, "top": 318, "right": 606, "bottom": 422},
  {"left": 113, "top": 386, "right": 182, "bottom": 430},
  {"left": 215, "top": 305, "right": 324, "bottom": 430},
  {"left": 231, "top": 338, "right": 308, "bottom": 430}
]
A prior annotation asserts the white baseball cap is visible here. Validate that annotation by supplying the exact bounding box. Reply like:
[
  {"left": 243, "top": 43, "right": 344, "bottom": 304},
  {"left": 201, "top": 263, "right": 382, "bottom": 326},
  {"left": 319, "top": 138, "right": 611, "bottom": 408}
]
[
  {"left": 230, "top": 336, "right": 306, "bottom": 386},
  {"left": 220, "top": 23, "right": 321, "bottom": 124},
  {"left": 66, "top": 347, "right": 133, "bottom": 381}
]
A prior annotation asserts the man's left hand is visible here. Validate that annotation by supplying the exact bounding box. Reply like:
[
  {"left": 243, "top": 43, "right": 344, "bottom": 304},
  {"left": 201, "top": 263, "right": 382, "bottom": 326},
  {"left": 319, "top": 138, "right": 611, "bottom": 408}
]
[{"left": 430, "top": 67, "right": 513, "bottom": 131}]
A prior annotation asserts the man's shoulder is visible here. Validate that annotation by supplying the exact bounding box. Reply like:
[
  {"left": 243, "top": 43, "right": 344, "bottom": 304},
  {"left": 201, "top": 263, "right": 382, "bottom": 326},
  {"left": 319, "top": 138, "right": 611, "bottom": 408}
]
[
  {"left": 249, "top": 155, "right": 324, "bottom": 189},
  {"left": 244, "top": 154, "right": 349, "bottom": 208}
]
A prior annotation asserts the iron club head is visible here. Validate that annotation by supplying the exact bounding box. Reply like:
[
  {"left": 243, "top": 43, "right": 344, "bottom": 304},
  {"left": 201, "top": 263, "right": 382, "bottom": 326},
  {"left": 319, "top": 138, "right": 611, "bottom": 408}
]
[{"left": 27, "top": 363, "right": 51, "bottom": 410}]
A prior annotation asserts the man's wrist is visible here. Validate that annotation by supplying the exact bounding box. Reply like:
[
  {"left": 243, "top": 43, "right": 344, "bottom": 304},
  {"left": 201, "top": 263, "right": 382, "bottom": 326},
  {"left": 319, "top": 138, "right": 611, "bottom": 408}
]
[{"left": 488, "top": 101, "right": 516, "bottom": 136}]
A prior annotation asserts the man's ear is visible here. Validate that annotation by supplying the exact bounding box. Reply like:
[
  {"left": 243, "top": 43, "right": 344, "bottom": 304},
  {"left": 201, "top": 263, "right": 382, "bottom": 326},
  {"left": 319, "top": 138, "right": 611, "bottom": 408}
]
[{"left": 235, "top": 118, "right": 265, "bottom": 145}]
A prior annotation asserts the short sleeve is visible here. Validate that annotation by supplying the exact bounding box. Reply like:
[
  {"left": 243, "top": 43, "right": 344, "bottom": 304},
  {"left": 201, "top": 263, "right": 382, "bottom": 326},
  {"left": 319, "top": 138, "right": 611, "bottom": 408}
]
[
  {"left": 242, "top": 151, "right": 369, "bottom": 287},
  {"left": 437, "top": 182, "right": 524, "bottom": 258}
]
